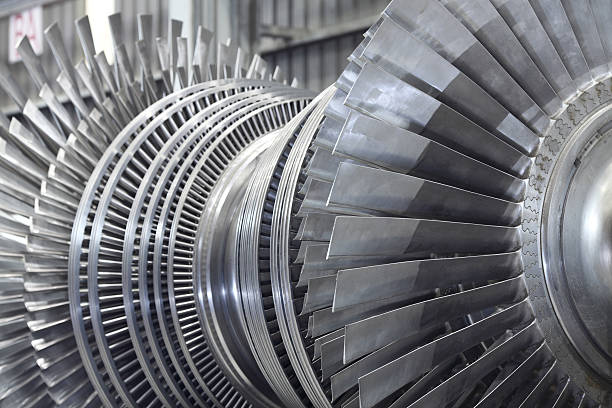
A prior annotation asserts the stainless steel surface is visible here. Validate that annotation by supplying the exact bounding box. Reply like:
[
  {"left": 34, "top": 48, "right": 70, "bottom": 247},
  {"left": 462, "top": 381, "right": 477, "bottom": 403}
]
[
  {"left": 539, "top": 103, "right": 612, "bottom": 384},
  {"left": 2, "top": 0, "right": 612, "bottom": 407},
  {"left": 563, "top": 136, "right": 612, "bottom": 361}
]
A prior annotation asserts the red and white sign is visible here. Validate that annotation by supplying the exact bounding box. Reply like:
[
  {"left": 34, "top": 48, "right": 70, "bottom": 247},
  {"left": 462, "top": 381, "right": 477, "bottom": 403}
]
[{"left": 8, "top": 6, "right": 43, "bottom": 63}]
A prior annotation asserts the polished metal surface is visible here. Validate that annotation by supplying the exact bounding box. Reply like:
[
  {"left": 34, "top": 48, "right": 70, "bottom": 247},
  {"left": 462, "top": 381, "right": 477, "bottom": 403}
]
[
  {"left": 2, "top": 0, "right": 612, "bottom": 407},
  {"left": 539, "top": 103, "right": 612, "bottom": 384},
  {"left": 563, "top": 130, "right": 612, "bottom": 368}
]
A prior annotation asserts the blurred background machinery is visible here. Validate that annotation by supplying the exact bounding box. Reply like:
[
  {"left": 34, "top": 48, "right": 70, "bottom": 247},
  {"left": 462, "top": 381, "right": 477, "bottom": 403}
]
[{"left": 0, "top": 0, "right": 390, "bottom": 114}]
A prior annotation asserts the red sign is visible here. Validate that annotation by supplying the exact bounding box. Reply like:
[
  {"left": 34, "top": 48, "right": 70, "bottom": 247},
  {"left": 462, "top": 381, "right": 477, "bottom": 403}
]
[{"left": 8, "top": 6, "right": 43, "bottom": 63}]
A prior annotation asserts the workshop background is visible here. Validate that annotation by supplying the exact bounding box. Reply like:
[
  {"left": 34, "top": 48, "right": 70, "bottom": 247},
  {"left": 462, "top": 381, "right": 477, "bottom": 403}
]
[{"left": 0, "top": 0, "right": 389, "bottom": 114}]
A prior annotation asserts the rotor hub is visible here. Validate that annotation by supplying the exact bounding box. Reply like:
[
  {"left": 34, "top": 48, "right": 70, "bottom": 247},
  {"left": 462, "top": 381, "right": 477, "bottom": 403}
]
[
  {"left": 524, "top": 80, "right": 612, "bottom": 403},
  {"left": 561, "top": 123, "right": 612, "bottom": 360},
  {"left": 543, "top": 101, "right": 612, "bottom": 378}
]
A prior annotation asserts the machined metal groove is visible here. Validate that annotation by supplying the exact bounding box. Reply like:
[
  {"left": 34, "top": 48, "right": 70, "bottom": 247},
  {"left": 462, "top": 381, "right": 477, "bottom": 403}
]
[
  {"left": 67, "top": 87, "right": 201, "bottom": 406},
  {"left": 141, "top": 87, "right": 302, "bottom": 404},
  {"left": 162, "top": 95, "right": 310, "bottom": 406},
  {"left": 236, "top": 90, "right": 335, "bottom": 408},
  {"left": 237, "top": 136, "right": 305, "bottom": 407},
  {"left": 66, "top": 81, "right": 267, "bottom": 407},
  {"left": 130, "top": 92, "right": 299, "bottom": 407},
  {"left": 118, "top": 87, "right": 292, "bottom": 408},
  {"left": 268, "top": 87, "right": 336, "bottom": 408},
  {"left": 125, "top": 85, "right": 310, "bottom": 404},
  {"left": 72, "top": 84, "right": 302, "bottom": 406},
  {"left": 181, "top": 97, "right": 310, "bottom": 406},
  {"left": 192, "top": 132, "right": 284, "bottom": 407}
]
